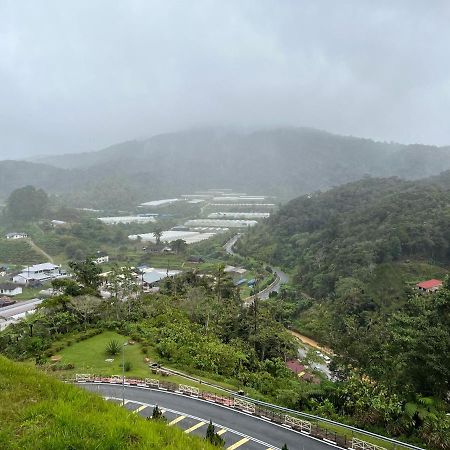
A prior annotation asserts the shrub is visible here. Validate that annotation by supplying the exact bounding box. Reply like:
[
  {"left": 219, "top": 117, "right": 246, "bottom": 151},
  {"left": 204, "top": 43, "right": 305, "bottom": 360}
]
[
  {"left": 106, "top": 339, "right": 121, "bottom": 356},
  {"left": 123, "top": 361, "right": 132, "bottom": 372}
]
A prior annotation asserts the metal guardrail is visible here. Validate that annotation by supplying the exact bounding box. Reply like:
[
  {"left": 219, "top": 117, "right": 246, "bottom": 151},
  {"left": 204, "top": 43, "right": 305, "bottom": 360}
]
[{"left": 74, "top": 374, "right": 423, "bottom": 450}]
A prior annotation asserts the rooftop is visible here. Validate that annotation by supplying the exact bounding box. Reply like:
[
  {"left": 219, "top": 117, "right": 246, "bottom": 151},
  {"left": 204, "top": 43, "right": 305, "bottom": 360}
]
[
  {"left": 22, "top": 263, "right": 59, "bottom": 272},
  {"left": 286, "top": 359, "right": 306, "bottom": 374},
  {"left": 416, "top": 279, "right": 443, "bottom": 289},
  {"left": 0, "top": 282, "right": 19, "bottom": 290}
]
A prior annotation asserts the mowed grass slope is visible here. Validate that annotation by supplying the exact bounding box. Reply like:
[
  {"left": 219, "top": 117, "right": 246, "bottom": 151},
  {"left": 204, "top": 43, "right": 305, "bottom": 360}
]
[
  {"left": 55, "top": 331, "right": 238, "bottom": 395},
  {"left": 0, "top": 355, "right": 215, "bottom": 450},
  {"left": 58, "top": 331, "right": 151, "bottom": 378}
]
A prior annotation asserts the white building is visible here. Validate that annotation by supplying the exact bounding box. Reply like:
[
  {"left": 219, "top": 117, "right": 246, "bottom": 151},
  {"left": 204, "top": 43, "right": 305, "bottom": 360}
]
[
  {"left": 93, "top": 252, "right": 109, "bottom": 264},
  {"left": 13, "top": 263, "right": 66, "bottom": 285},
  {"left": 0, "top": 283, "right": 22, "bottom": 296},
  {"left": 5, "top": 232, "right": 28, "bottom": 240}
]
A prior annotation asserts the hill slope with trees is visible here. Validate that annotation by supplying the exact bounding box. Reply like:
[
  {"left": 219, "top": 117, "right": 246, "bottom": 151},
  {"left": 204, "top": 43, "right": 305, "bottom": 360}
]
[
  {"left": 238, "top": 172, "right": 450, "bottom": 301},
  {"left": 2, "top": 127, "right": 450, "bottom": 208}
]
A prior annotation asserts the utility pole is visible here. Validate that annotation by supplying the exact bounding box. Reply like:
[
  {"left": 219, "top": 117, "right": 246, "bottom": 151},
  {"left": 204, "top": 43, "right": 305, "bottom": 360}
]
[{"left": 122, "top": 342, "right": 128, "bottom": 406}]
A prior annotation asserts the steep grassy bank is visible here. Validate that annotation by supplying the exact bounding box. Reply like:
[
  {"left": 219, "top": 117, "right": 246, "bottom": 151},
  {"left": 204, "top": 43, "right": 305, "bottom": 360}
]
[{"left": 0, "top": 355, "right": 215, "bottom": 450}]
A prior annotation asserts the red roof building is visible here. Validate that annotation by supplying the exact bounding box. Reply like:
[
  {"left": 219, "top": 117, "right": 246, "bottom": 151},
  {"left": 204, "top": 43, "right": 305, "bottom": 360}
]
[
  {"left": 416, "top": 279, "right": 443, "bottom": 293},
  {"left": 286, "top": 359, "right": 306, "bottom": 375}
]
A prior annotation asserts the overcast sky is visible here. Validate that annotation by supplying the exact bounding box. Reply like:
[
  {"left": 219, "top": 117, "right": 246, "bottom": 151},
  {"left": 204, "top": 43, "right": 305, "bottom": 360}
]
[{"left": 1, "top": 0, "right": 450, "bottom": 159}]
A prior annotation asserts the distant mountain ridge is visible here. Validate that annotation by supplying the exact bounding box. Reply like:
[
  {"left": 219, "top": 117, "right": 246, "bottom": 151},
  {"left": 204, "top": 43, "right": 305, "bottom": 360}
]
[{"left": 2, "top": 127, "right": 450, "bottom": 208}]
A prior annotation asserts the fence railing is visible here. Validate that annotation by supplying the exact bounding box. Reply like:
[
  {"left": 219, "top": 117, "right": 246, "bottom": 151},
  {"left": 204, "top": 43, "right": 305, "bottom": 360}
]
[
  {"left": 352, "top": 438, "right": 387, "bottom": 450},
  {"left": 73, "top": 374, "right": 423, "bottom": 450}
]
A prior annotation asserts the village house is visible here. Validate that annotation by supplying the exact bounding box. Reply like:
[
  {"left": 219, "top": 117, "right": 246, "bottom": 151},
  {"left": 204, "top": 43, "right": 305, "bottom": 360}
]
[
  {"left": 416, "top": 279, "right": 443, "bottom": 293},
  {"left": 224, "top": 265, "right": 248, "bottom": 285},
  {"left": 5, "top": 232, "right": 28, "bottom": 240},
  {"left": 285, "top": 359, "right": 320, "bottom": 383},
  {"left": 13, "top": 263, "right": 66, "bottom": 285},
  {"left": 186, "top": 255, "right": 205, "bottom": 264},
  {"left": 93, "top": 251, "right": 109, "bottom": 264},
  {"left": 0, "top": 282, "right": 22, "bottom": 296}
]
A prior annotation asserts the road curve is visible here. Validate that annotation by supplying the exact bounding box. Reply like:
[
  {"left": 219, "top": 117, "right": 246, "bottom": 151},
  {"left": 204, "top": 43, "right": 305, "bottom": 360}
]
[
  {"left": 81, "top": 383, "right": 337, "bottom": 450},
  {"left": 224, "top": 233, "right": 241, "bottom": 255}
]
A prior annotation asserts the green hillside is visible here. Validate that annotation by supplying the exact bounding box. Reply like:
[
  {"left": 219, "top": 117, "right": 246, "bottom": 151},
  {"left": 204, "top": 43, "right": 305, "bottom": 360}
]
[
  {"left": 0, "top": 355, "right": 215, "bottom": 450},
  {"left": 2, "top": 127, "right": 450, "bottom": 208},
  {"left": 0, "top": 239, "right": 42, "bottom": 265},
  {"left": 239, "top": 173, "right": 450, "bottom": 302}
]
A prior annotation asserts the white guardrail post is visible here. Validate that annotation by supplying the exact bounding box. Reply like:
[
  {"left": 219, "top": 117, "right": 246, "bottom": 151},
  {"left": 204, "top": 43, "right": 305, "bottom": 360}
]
[
  {"left": 144, "top": 378, "right": 160, "bottom": 388},
  {"left": 179, "top": 384, "right": 199, "bottom": 396},
  {"left": 73, "top": 376, "right": 423, "bottom": 450},
  {"left": 351, "top": 438, "right": 387, "bottom": 450},
  {"left": 284, "top": 415, "right": 312, "bottom": 434},
  {"left": 75, "top": 373, "right": 91, "bottom": 382},
  {"left": 233, "top": 397, "right": 256, "bottom": 414}
]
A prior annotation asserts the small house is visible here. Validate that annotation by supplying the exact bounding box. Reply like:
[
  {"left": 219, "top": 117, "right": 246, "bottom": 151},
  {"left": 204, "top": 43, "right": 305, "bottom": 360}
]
[
  {"left": 5, "top": 232, "right": 28, "bottom": 240},
  {"left": 93, "top": 252, "right": 109, "bottom": 265},
  {"left": 224, "top": 265, "right": 248, "bottom": 284},
  {"left": 187, "top": 256, "right": 204, "bottom": 264},
  {"left": 0, "top": 282, "right": 22, "bottom": 296},
  {"left": 416, "top": 279, "right": 443, "bottom": 293},
  {"left": 51, "top": 220, "right": 67, "bottom": 228},
  {"left": 13, "top": 263, "right": 65, "bottom": 285},
  {"left": 286, "top": 359, "right": 306, "bottom": 375}
]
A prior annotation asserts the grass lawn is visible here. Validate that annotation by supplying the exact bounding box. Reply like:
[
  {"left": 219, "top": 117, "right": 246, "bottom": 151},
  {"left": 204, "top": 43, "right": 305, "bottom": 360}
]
[
  {"left": 58, "top": 331, "right": 151, "bottom": 378},
  {"left": 54, "top": 331, "right": 236, "bottom": 395},
  {"left": 13, "top": 286, "right": 44, "bottom": 300}
]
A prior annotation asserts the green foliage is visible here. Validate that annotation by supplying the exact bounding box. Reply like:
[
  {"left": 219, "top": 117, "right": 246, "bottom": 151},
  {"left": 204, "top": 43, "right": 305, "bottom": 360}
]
[
  {"left": 0, "top": 240, "right": 41, "bottom": 265},
  {"left": 105, "top": 339, "right": 121, "bottom": 356},
  {"left": 6, "top": 185, "right": 48, "bottom": 221},
  {"left": 123, "top": 361, "right": 132, "bottom": 372},
  {"left": 240, "top": 176, "right": 450, "bottom": 301},
  {"left": 69, "top": 258, "right": 102, "bottom": 292},
  {"left": 205, "top": 420, "right": 225, "bottom": 447},
  {"left": 4, "top": 129, "right": 450, "bottom": 210},
  {"left": 151, "top": 405, "right": 165, "bottom": 421}
]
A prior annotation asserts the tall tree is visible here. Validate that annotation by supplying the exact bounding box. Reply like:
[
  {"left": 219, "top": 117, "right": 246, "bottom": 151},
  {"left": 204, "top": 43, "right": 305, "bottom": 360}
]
[
  {"left": 6, "top": 185, "right": 48, "bottom": 221},
  {"left": 68, "top": 258, "right": 102, "bottom": 293}
]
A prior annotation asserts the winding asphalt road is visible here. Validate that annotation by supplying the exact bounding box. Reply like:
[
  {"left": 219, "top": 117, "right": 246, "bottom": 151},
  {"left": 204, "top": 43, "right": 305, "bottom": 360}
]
[
  {"left": 81, "top": 383, "right": 336, "bottom": 450},
  {"left": 224, "top": 234, "right": 289, "bottom": 300}
]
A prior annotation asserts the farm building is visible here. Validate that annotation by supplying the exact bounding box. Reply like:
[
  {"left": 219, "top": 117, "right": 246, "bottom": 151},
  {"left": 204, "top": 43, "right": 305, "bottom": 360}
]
[
  {"left": 416, "top": 279, "right": 443, "bottom": 293},
  {"left": 0, "top": 282, "right": 22, "bottom": 296}
]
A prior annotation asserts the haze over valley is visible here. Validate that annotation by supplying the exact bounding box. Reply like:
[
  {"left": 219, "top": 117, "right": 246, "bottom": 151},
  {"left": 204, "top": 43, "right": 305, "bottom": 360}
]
[{"left": 1, "top": 2, "right": 449, "bottom": 450}]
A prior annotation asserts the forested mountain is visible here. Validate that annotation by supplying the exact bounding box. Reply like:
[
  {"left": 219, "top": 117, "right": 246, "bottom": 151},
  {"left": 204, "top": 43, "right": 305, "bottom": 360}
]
[
  {"left": 2, "top": 127, "right": 449, "bottom": 208},
  {"left": 238, "top": 171, "right": 450, "bottom": 300}
]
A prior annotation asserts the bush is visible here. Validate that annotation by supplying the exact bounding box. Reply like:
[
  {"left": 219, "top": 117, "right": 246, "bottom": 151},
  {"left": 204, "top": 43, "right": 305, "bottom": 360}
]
[
  {"left": 106, "top": 339, "right": 121, "bottom": 356},
  {"left": 122, "top": 361, "right": 132, "bottom": 372}
]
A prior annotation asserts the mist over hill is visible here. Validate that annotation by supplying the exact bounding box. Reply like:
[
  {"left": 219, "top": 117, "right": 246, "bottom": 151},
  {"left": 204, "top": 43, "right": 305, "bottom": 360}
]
[{"left": 3, "top": 127, "right": 450, "bottom": 208}]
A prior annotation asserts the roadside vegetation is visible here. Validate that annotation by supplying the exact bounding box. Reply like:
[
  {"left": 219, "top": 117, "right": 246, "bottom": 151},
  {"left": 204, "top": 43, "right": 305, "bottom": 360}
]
[{"left": 1, "top": 257, "right": 449, "bottom": 448}]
